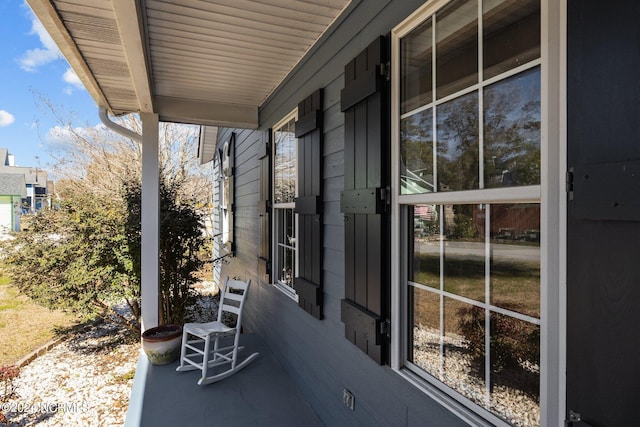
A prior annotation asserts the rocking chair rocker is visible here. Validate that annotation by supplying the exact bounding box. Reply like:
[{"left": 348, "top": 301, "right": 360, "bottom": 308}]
[{"left": 176, "top": 277, "right": 259, "bottom": 385}]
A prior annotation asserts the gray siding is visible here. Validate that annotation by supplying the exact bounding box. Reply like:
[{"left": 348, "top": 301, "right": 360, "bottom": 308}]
[{"left": 217, "top": 1, "right": 468, "bottom": 425}]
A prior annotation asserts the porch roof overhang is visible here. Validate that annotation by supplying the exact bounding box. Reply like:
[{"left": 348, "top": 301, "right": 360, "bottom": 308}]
[{"left": 26, "top": 0, "right": 352, "bottom": 130}]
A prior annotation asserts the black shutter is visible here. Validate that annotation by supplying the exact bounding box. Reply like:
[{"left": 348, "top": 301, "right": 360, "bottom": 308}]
[
  {"left": 340, "top": 36, "right": 391, "bottom": 364},
  {"left": 257, "top": 130, "right": 272, "bottom": 284},
  {"left": 566, "top": 2, "right": 640, "bottom": 424},
  {"left": 294, "top": 89, "right": 324, "bottom": 319}
]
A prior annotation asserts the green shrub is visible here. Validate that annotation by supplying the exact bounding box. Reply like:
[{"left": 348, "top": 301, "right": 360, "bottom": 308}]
[
  {"left": 457, "top": 305, "right": 539, "bottom": 372},
  {"left": 123, "top": 180, "right": 204, "bottom": 326},
  {"left": 2, "top": 178, "right": 204, "bottom": 333}
]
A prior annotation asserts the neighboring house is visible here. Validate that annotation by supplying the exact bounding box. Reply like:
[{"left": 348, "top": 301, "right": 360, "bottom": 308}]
[
  {"left": 0, "top": 174, "right": 26, "bottom": 234},
  {"left": 28, "top": 0, "right": 640, "bottom": 426},
  {"left": 0, "top": 148, "right": 52, "bottom": 213}
]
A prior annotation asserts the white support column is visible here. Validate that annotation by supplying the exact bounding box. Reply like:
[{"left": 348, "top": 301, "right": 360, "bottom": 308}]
[{"left": 141, "top": 112, "right": 159, "bottom": 331}]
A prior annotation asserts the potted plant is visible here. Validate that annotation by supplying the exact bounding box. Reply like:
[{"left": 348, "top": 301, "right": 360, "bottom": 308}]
[{"left": 141, "top": 324, "right": 183, "bottom": 365}]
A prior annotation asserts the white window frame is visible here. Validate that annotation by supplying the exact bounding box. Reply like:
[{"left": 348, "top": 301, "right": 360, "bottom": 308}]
[
  {"left": 389, "top": 0, "right": 566, "bottom": 426},
  {"left": 272, "top": 109, "right": 300, "bottom": 302}
]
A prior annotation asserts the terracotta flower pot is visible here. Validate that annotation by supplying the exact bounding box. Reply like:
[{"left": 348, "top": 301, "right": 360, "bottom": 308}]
[{"left": 141, "top": 324, "right": 183, "bottom": 365}]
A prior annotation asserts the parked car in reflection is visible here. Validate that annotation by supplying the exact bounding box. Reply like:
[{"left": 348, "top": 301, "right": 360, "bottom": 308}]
[
  {"left": 495, "top": 228, "right": 517, "bottom": 240},
  {"left": 519, "top": 229, "right": 540, "bottom": 243}
]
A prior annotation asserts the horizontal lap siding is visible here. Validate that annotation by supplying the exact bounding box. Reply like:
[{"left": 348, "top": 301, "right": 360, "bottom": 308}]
[{"left": 217, "top": 0, "right": 467, "bottom": 425}]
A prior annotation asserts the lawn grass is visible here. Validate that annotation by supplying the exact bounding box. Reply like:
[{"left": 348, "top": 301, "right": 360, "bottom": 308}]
[
  {"left": 411, "top": 249, "right": 540, "bottom": 334},
  {"left": 0, "top": 270, "right": 82, "bottom": 366}
]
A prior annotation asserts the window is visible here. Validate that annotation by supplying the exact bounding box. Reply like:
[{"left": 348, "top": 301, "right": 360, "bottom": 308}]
[
  {"left": 218, "top": 135, "right": 235, "bottom": 254},
  {"left": 393, "top": 0, "right": 544, "bottom": 426},
  {"left": 273, "top": 111, "right": 298, "bottom": 300}
]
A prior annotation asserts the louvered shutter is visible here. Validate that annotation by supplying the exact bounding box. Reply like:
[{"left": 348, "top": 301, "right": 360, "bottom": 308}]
[
  {"left": 340, "top": 36, "right": 391, "bottom": 364},
  {"left": 293, "top": 89, "right": 324, "bottom": 319},
  {"left": 257, "top": 130, "right": 272, "bottom": 284}
]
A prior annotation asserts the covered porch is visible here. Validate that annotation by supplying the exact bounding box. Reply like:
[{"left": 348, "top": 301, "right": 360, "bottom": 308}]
[
  {"left": 125, "top": 334, "right": 323, "bottom": 427},
  {"left": 25, "top": 1, "right": 354, "bottom": 425},
  {"left": 25, "top": 0, "right": 353, "bottom": 331}
]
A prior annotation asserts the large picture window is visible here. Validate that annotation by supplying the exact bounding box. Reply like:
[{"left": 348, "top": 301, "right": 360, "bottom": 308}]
[
  {"left": 273, "top": 111, "right": 298, "bottom": 299},
  {"left": 394, "top": 0, "right": 542, "bottom": 425}
]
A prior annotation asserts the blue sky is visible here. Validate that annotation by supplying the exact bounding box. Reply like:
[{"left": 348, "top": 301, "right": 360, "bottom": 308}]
[{"left": 0, "top": 0, "right": 99, "bottom": 169}]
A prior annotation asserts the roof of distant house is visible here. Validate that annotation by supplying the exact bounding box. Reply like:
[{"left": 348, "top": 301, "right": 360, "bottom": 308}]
[
  {"left": 0, "top": 174, "right": 27, "bottom": 197},
  {"left": 0, "top": 148, "right": 47, "bottom": 187}
]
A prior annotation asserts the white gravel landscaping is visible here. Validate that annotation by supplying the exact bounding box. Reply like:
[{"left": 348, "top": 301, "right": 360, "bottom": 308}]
[
  {"left": 1, "top": 322, "right": 139, "bottom": 427},
  {"left": 412, "top": 326, "right": 540, "bottom": 427},
  {"left": 1, "top": 289, "right": 221, "bottom": 427}
]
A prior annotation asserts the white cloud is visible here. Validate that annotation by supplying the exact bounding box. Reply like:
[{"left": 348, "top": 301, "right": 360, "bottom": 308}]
[
  {"left": 47, "top": 124, "right": 87, "bottom": 141},
  {"left": 63, "top": 68, "right": 84, "bottom": 89},
  {"left": 45, "top": 124, "right": 110, "bottom": 144},
  {"left": 62, "top": 68, "right": 85, "bottom": 94},
  {"left": 0, "top": 110, "right": 15, "bottom": 127},
  {"left": 18, "top": 12, "right": 62, "bottom": 72}
]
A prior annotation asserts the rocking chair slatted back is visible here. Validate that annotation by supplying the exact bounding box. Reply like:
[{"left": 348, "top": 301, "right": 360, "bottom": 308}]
[
  {"left": 176, "top": 277, "right": 259, "bottom": 385},
  {"left": 218, "top": 280, "right": 248, "bottom": 321}
]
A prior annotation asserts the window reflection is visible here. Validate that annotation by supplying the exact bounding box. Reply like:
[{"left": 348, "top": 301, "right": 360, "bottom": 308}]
[
  {"left": 273, "top": 115, "right": 297, "bottom": 291},
  {"left": 274, "top": 118, "right": 296, "bottom": 204},
  {"left": 443, "top": 298, "right": 486, "bottom": 402},
  {"left": 484, "top": 67, "right": 541, "bottom": 188},
  {"left": 483, "top": 0, "right": 540, "bottom": 80},
  {"left": 437, "top": 91, "right": 479, "bottom": 192},
  {"left": 407, "top": 203, "right": 541, "bottom": 426},
  {"left": 490, "top": 204, "right": 540, "bottom": 318},
  {"left": 489, "top": 312, "right": 540, "bottom": 426},
  {"left": 400, "top": 0, "right": 542, "bottom": 421},
  {"left": 401, "top": 18, "right": 433, "bottom": 114},
  {"left": 401, "top": 109, "right": 434, "bottom": 195},
  {"left": 443, "top": 204, "right": 485, "bottom": 301},
  {"left": 411, "top": 204, "right": 440, "bottom": 289},
  {"left": 409, "top": 286, "right": 440, "bottom": 376},
  {"left": 276, "top": 208, "right": 296, "bottom": 288},
  {"left": 436, "top": 0, "right": 478, "bottom": 100}
]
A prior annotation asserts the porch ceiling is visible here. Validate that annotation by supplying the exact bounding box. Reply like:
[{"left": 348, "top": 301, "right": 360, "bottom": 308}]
[{"left": 26, "top": 0, "right": 351, "bottom": 129}]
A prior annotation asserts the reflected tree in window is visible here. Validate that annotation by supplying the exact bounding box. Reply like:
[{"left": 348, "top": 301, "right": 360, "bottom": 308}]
[
  {"left": 484, "top": 67, "right": 541, "bottom": 188},
  {"left": 401, "top": 109, "right": 434, "bottom": 194},
  {"left": 274, "top": 118, "right": 296, "bottom": 204},
  {"left": 437, "top": 92, "right": 479, "bottom": 191}
]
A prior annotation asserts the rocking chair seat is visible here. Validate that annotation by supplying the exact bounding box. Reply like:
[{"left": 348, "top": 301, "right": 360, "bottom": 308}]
[
  {"left": 184, "top": 321, "right": 233, "bottom": 336},
  {"left": 176, "top": 277, "right": 259, "bottom": 385}
]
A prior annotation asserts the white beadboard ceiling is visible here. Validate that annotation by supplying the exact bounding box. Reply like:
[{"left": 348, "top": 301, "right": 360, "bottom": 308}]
[{"left": 27, "top": 0, "right": 351, "bottom": 129}]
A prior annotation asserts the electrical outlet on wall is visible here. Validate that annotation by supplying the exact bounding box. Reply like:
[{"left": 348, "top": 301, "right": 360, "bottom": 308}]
[{"left": 343, "top": 388, "right": 355, "bottom": 411}]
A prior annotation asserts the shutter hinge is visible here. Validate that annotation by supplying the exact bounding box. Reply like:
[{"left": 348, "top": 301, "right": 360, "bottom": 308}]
[
  {"left": 380, "top": 61, "right": 391, "bottom": 81},
  {"left": 566, "top": 168, "right": 574, "bottom": 201},
  {"left": 565, "top": 410, "right": 589, "bottom": 426},
  {"left": 380, "top": 319, "right": 391, "bottom": 340},
  {"left": 380, "top": 186, "right": 391, "bottom": 213},
  {"left": 380, "top": 186, "right": 391, "bottom": 205}
]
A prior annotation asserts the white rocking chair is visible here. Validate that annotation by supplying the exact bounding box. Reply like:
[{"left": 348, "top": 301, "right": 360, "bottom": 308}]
[{"left": 176, "top": 277, "right": 259, "bottom": 385}]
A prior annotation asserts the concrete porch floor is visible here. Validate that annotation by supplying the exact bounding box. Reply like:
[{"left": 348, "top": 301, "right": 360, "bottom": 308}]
[{"left": 125, "top": 333, "right": 324, "bottom": 427}]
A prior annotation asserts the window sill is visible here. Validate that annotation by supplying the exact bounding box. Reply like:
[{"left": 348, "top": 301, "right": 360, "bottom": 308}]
[
  {"left": 394, "top": 366, "right": 511, "bottom": 427},
  {"left": 272, "top": 282, "right": 299, "bottom": 303}
]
